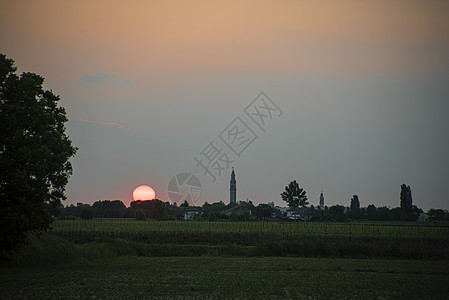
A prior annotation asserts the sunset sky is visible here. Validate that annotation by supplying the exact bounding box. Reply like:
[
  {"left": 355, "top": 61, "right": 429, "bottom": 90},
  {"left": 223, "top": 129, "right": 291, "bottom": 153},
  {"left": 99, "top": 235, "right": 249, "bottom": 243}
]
[{"left": 1, "top": 0, "right": 448, "bottom": 209}]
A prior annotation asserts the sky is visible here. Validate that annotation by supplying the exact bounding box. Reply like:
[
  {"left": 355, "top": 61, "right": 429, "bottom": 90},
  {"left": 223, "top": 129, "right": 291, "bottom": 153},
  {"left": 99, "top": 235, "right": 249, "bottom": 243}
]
[{"left": 1, "top": 0, "right": 448, "bottom": 210}]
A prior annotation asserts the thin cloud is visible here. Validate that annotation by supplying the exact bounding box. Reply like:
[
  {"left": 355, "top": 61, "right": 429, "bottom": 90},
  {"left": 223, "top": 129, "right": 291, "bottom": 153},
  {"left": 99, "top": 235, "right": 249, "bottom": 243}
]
[
  {"left": 68, "top": 117, "right": 130, "bottom": 130},
  {"left": 101, "top": 121, "right": 123, "bottom": 129},
  {"left": 82, "top": 74, "right": 138, "bottom": 86}
]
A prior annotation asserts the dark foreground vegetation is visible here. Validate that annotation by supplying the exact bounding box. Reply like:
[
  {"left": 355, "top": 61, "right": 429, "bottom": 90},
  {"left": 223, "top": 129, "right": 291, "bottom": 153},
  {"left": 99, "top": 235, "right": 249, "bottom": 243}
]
[
  {"left": 45, "top": 219, "right": 449, "bottom": 260},
  {"left": 2, "top": 238, "right": 449, "bottom": 299},
  {"left": 2, "top": 220, "right": 449, "bottom": 298},
  {"left": 58, "top": 197, "right": 449, "bottom": 222}
]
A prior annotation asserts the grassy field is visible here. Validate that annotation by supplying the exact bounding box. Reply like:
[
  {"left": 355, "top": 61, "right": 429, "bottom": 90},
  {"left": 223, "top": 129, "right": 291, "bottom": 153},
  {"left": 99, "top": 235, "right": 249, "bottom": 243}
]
[
  {"left": 2, "top": 256, "right": 449, "bottom": 299},
  {"left": 1, "top": 220, "right": 448, "bottom": 298},
  {"left": 50, "top": 219, "right": 449, "bottom": 259}
]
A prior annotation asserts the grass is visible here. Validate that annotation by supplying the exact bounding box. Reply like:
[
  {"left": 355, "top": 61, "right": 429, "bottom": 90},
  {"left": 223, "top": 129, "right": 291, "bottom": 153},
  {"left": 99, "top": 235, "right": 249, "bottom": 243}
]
[
  {"left": 2, "top": 256, "right": 449, "bottom": 299},
  {"left": 2, "top": 222, "right": 449, "bottom": 299},
  {"left": 4, "top": 231, "right": 447, "bottom": 268},
  {"left": 49, "top": 219, "right": 449, "bottom": 259}
]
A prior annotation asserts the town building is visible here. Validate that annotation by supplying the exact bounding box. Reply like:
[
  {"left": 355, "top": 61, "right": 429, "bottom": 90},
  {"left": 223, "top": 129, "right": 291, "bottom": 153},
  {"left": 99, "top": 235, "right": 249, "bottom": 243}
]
[
  {"left": 221, "top": 205, "right": 251, "bottom": 217},
  {"left": 319, "top": 191, "right": 325, "bottom": 210},
  {"left": 286, "top": 207, "right": 313, "bottom": 221},
  {"left": 184, "top": 207, "right": 201, "bottom": 220}
]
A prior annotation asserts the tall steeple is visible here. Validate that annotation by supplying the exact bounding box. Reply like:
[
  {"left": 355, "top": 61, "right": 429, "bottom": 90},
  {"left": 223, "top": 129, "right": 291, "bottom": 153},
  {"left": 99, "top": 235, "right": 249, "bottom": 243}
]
[
  {"left": 230, "top": 167, "right": 236, "bottom": 204},
  {"left": 319, "top": 191, "right": 324, "bottom": 210}
]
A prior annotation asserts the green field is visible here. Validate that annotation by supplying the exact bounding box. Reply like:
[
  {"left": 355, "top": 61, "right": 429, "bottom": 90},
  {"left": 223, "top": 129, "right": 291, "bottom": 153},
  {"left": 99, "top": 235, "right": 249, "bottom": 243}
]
[
  {"left": 50, "top": 219, "right": 449, "bottom": 259},
  {"left": 2, "top": 256, "right": 449, "bottom": 299},
  {"left": 2, "top": 219, "right": 448, "bottom": 299}
]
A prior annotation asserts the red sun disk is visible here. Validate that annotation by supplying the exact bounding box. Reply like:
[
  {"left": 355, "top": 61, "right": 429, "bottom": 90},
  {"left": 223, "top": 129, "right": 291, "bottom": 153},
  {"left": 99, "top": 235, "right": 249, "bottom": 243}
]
[{"left": 132, "top": 185, "right": 156, "bottom": 201}]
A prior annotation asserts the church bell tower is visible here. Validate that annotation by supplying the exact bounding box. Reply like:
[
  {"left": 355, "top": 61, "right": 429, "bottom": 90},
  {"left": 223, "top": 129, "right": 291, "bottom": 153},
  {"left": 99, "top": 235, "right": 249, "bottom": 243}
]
[
  {"left": 230, "top": 167, "right": 236, "bottom": 204},
  {"left": 319, "top": 191, "right": 325, "bottom": 210}
]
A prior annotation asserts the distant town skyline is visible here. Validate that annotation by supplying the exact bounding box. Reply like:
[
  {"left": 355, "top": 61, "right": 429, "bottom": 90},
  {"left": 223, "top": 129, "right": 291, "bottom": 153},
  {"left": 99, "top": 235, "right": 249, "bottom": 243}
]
[{"left": 1, "top": 1, "right": 448, "bottom": 211}]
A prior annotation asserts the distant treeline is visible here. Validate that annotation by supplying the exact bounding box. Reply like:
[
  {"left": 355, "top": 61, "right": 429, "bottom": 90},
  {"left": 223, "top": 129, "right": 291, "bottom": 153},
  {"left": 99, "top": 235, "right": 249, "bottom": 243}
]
[
  {"left": 59, "top": 200, "right": 250, "bottom": 221},
  {"left": 313, "top": 204, "right": 447, "bottom": 222},
  {"left": 57, "top": 199, "right": 448, "bottom": 222}
]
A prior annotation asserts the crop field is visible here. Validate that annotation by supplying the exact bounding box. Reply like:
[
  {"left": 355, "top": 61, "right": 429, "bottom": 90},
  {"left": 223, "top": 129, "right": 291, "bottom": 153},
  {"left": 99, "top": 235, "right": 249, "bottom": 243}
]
[
  {"left": 2, "top": 256, "right": 449, "bottom": 299},
  {"left": 50, "top": 219, "right": 449, "bottom": 259},
  {"left": 2, "top": 220, "right": 449, "bottom": 299},
  {"left": 51, "top": 219, "right": 449, "bottom": 240}
]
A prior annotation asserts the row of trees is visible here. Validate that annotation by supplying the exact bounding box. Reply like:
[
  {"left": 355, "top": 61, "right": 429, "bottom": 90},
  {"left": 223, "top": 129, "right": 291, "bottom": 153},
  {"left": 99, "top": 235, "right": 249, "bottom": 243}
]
[
  {"left": 59, "top": 181, "right": 446, "bottom": 223},
  {"left": 60, "top": 198, "right": 449, "bottom": 223},
  {"left": 59, "top": 199, "right": 279, "bottom": 221},
  {"left": 280, "top": 180, "right": 446, "bottom": 222}
]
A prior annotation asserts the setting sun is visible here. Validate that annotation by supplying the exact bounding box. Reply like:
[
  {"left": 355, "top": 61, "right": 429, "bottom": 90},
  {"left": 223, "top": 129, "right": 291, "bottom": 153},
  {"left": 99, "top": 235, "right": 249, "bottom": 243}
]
[{"left": 132, "top": 185, "right": 156, "bottom": 201}]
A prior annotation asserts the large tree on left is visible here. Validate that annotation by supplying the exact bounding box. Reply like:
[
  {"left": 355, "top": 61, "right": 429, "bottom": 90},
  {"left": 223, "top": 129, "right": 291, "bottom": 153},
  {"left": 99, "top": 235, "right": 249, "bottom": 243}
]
[{"left": 0, "top": 54, "right": 77, "bottom": 252}]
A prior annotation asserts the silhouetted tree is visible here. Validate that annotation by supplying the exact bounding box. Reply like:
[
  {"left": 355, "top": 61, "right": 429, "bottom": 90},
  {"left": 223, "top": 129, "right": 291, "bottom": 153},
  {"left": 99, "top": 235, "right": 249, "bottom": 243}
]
[
  {"left": 390, "top": 207, "right": 402, "bottom": 221},
  {"left": 0, "top": 54, "right": 77, "bottom": 252},
  {"left": 410, "top": 205, "right": 422, "bottom": 222},
  {"left": 255, "top": 204, "right": 274, "bottom": 220},
  {"left": 202, "top": 201, "right": 226, "bottom": 215},
  {"left": 281, "top": 180, "right": 308, "bottom": 208},
  {"left": 150, "top": 199, "right": 168, "bottom": 220},
  {"left": 350, "top": 195, "right": 361, "bottom": 220},
  {"left": 427, "top": 209, "right": 446, "bottom": 221},
  {"left": 366, "top": 204, "right": 377, "bottom": 221},
  {"left": 135, "top": 208, "right": 146, "bottom": 221},
  {"left": 400, "top": 184, "right": 413, "bottom": 220},
  {"left": 92, "top": 200, "right": 126, "bottom": 218},
  {"left": 376, "top": 206, "right": 390, "bottom": 221},
  {"left": 327, "top": 205, "right": 346, "bottom": 222}
]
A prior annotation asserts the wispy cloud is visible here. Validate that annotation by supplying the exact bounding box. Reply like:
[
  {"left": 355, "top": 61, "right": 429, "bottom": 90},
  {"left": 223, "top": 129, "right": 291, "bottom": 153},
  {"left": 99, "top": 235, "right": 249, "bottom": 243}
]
[
  {"left": 82, "top": 74, "right": 138, "bottom": 86},
  {"left": 68, "top": 117, "right": 130, "bottom": 130}
]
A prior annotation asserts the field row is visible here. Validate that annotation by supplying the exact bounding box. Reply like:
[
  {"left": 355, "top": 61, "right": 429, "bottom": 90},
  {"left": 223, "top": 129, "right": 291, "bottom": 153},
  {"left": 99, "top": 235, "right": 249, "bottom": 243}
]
[
  {"left": 47, "top": 220, "right": 449, "bottom": 259},
  {"left": 3, "top": 256, "right": 449, "bottom": 299},
  {"left": 51, "top": 219, "right": 449, "bottom": 239}
]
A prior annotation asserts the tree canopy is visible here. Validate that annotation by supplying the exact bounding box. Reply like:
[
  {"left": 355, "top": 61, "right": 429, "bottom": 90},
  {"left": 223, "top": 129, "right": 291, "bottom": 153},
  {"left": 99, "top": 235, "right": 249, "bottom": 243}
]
[
  {"left": 400, "top": 184, "right": 413, "bottom": 220},
  {"left": 281, "top": 180, "right": 308, "bottom": 208},
  {"left": 350, "top": 195, "right": 361, "bottom": 220},
  {"left": 0, "top": 54, "right": 77, "bottom": 252}
]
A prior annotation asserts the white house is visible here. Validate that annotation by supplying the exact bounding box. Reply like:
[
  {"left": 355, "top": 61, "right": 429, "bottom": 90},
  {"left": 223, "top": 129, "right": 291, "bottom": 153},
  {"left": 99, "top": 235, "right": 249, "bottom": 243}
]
[
  {"left": 184, "top": 207, "right": 201, "bottom": 220},
  {"left": 286, "top": 207, "right": 313, "bottom": 221}
]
